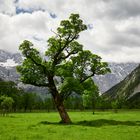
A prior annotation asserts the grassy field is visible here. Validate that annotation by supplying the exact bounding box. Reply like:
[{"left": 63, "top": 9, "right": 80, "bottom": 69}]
[{"left": 0, "top": 110, "right": 140, "bottom": 140}]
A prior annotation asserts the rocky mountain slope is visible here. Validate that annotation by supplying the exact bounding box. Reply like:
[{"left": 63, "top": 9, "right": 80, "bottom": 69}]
[
  {"left": 0, "top": 49, "right": 138, "bottom": 93},
  {"left": 94, "top": 63, "right": 138, "bottom": 93},
  {"left": 103, "top": 64, "right": 140, "bottom": 102},
  {"left": 0, "top": 50, "right": 47, "bottom": 95}
]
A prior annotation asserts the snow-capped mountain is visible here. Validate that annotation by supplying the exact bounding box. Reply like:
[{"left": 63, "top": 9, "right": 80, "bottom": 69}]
[
  {"left": 103, "top": 64, "right": 140, "bottom": 108},
  {"left": 0, "top": 50, "right": 138, "bottom": 93},
  {"left": 0, "top": 50, "right": 22, "bottom": 63},
  {"left": 0, "top": 50, "right": 48, "bottom": 95},
  {"left": 0, "top": 50, "right": 21, "bottom": 81},
  {"left": 94, "top": 63, "right": 138, "bottom": 93},
  {"left": 0, "top": 50, "right": 11, "bottom": 62},
  {"left": 0, "top": 59, "right": 19, "bottom": 67}
]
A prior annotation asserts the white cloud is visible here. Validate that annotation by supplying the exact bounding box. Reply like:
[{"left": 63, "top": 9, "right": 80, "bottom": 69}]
[
  {"left": 0, "top": 0, "right": 16, "bottom": 15},
  {"left": 0, "top": 11, "right": 59, "bottom": 53},
  {"left": 100, "top": 47, "right": 140, "bottom": 63},
  {"left": 0, "top": 0, "right": 140, "bottom": 62}
]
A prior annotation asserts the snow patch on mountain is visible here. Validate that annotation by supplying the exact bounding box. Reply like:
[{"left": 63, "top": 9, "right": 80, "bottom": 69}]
[
  {"left": 94, "top": 63, "right": 138, "bottom": 93},
  {"left": 0, "top": 59, "right": 19, "bottom": 68}
]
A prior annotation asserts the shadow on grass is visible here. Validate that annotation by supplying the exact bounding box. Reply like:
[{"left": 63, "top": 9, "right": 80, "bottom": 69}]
[{"left": 39, "top": 119, "right": 140, "bottom": 127}]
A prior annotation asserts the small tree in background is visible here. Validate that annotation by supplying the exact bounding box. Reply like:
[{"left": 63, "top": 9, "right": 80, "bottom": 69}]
[
  {"left": 0, "top": 81, "right": 24, "bottom": 112},
  {"left": 17, "top": 13, "right": 110, "bottom": 123},
  {"left": 0, "top": 96, "right": 14, "bottom": 116},
  {"left": 21, "top": 92, "right": 36, "bottom": 112},
  {"left": 111, "top": 100, "right": 119, "bottom": 113},
  {"left": 82, "top": 79, "right": 99, "bottom": 114},
  {"left": 44, "top": 97, "right": 55, "bottom": 112}
]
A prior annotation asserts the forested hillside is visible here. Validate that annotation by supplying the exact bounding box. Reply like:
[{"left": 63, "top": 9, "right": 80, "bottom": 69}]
[{"left": 103, "top": 64, "right": 140, "bottom": 108}]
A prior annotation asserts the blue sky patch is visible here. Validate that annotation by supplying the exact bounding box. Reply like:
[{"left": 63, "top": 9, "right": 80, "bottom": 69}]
[
  {"left": 16, "top": 7, "right": 45, "bottom": 14},
  {"left": 14, "top": 0, "right": 19, "bottom": 3},
  {"left": 33, "top": 36, "right": 44, "bottom": 42},
  {"left": 50, "top": 13, "right": 57, "bottom": 18},
  {"left": 87, "top": 24, "right": 93, "bottom": 30}
]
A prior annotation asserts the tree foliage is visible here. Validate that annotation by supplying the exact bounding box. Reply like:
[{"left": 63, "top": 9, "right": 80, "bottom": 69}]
[
  {"left": 0, "top": 96, "right": 14, "bottom": 116},
  {"left": 17, "top": 13, "right": 110, "bottom": 123}
]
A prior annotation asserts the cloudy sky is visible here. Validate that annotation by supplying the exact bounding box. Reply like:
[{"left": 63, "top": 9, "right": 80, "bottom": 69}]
[{"left": 0, "top": 0, "right": 140, "bottom": 63}]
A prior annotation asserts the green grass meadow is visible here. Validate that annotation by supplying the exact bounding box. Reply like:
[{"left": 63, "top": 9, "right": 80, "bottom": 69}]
[{"left": 0, "top": 110, "right": 140, "bottom": 140}]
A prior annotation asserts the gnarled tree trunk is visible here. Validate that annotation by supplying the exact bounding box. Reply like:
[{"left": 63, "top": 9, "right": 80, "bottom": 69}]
[
  {"left": 49, "top": 76, "right": 72, "bottom": 124},
  {"left": 57, "top": 102, "right": 71, "bottom": 123},
  {"left": 54, "top": 95, "right": 72, "bottom": 124}
]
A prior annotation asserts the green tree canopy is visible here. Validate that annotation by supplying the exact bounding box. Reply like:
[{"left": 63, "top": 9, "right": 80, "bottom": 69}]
[
  {"left": 0, "top": 96, "right": 14, "bottom": 116},
  {"left": 17, "top": 13, "right": 110, "bottom": 123}
]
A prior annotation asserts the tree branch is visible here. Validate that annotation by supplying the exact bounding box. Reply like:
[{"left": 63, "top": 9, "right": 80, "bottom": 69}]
[
  {"left": 61, "top": 91, "right": 73, "bottom": 100},
  {"left": 53, "top": 34, "right": 77, "bottom": 65},
  {"left": 61, "top": 34, "right": 77, "bottom": 53},
  {"left": 23, "top": 81, "right": 50, "bottom": 87},
  {"left": 57, "top": 50, "right": 76, "bottom": 62},
  {"left": 25, "top": 52, "right": 48, "bottom": 75},
  {"left": 51, "top": 29, "right": 62, "bottom": 41},
  {"left": 80, "top": 73, "right": 95, "bottom": 83}
]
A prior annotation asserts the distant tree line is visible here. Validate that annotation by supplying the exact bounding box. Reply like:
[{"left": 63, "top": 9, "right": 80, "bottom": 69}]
[
  {"left": 0, "top": 80, "right": 105, "bottom": 113},
  {"left": 0, "top": 80, "right": 139, "bottom": 116},
  {"left": 0, "top": 81, "right": 55, "bottom": 112}
]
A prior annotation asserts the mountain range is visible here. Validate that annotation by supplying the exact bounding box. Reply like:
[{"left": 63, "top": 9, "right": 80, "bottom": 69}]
[
  {"left": 103, "top": 64, "right": 140, "bottom": 99},
  {"left": 0, "top": 49, "right": 138, "bottom": 94},
  {"left": 103, "top": 64, "right": 140, "bottom": 108}
]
